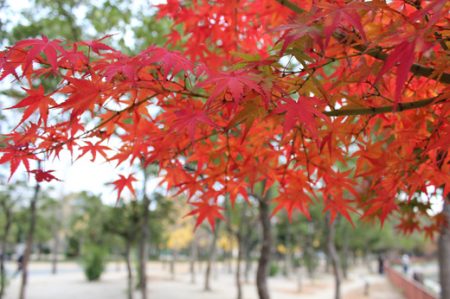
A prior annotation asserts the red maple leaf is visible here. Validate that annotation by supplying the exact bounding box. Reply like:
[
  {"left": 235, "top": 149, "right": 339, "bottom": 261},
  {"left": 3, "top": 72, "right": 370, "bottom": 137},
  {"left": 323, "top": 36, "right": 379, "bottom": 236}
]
[
  {"left": 6, "top": 85, "right": 56, "bottom": 127},
  {"left": 13, "top": 35, "right": 64, "bottom": 72},
  {"left": 185, "top": 201, "right": 224, "bottom": 231},
  {"left": 374, "top": 40, "right": 417, "bottom": 105},
  {"left": 58, "top": 76, "right": 105, "bottom": 118},
  {"left": 315, "top": 2, "right": 368, "bottom": 46},
  {"left": 275, "top": 97, "right": 326, "bottom": 137},
  {"left": 79, "top": 34, "right": 116, "bottom": 54},
  {"left": 143, "top": 46, "right": 194, "bottom": 77},
  {"left": 78, "top": 141, "right": 110, "bottom": 161},
  {"left": 112, "top": 174, "right": 137, "bottom": 201},
  {"left": 29, "top": 169, "right": 61, "bottom": 182},
  {"left": 58, "top": 44, "right": 88, "bottom": 70},
  {"left": 170, "top": 108, "right": 220, "bottom": 141},
  {"left": 199, "top": 71, "right": 269, "bottom": 109},
  {"left": 0, "top": 147, "right": 38, "bottom": 180},
  {"left": 103, "top": 55, "right": 139, "bottom": 82},
  {"left": 272, "top": 192, "right": 312, "bottom": 221},
  {"left": 0, "top": 50, "right": 20, "bottom": 81}
]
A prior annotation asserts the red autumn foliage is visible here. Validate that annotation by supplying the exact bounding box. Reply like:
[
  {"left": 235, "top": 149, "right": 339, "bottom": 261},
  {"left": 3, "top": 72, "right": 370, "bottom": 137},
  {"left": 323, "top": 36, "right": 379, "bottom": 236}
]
[{"left": 1, "top": 0, "right": 449, "bottom": 233}]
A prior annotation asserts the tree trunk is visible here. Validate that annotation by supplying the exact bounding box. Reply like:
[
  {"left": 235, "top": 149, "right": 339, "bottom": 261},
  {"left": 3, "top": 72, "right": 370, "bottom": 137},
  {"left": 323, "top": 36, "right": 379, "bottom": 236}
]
[
  {"left": 0, "top": 203, "right": 13, "bottom": 299},
  {"left": 228, "top": 251, "right": 233, "bottom": 274},
  {"left": 304, "top": 222, "right": 316, "bottom": 281},
  {"left": 51, "top": 224, "right": 60, "bottom": 275},
  {"left": 341, "top": 224, "right": 349, "bottom": 280},
  {"left": 125, "top": 241, "right": 134, "bottom": 299},
  {"left": 19, "top": 165, "right": 41, "bottom": 299},
  {"left": 190, "top": 235, "right": 197, "bottom": 284},
  {"left": 170, "top": 251, "right": 176, "bottom": 280},
  {"left": 204, "top": 225, "right": 218, "bottom": 291},
  {"left": 256, "top": 197, "right": 271, "bottom": 299},
  {"left": 296, "top": 266, "right": 302, "bottom": 292},
  {"left": 244, "top": 246, "right": 252, "bottom": 283},
  {"left": 236, "top": 235, "right": 243, "bottom": 299},
  {"left": 284, "top": 224, "right": 293, "bottom": 278},
  {"left": 439, "top": 197, "right": 450, "bottom": 299},
  {"left": 327, "top": 213, "right": 342, "bottom": 299},
  {"left": 138, "top": 167, "right": 150, "bottom": 299}
]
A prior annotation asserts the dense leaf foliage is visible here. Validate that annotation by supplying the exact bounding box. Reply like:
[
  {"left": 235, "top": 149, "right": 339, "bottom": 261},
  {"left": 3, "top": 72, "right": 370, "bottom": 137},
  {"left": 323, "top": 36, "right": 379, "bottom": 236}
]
[{"left": 1, "top": 0, "right": 449, "bottom": 234}]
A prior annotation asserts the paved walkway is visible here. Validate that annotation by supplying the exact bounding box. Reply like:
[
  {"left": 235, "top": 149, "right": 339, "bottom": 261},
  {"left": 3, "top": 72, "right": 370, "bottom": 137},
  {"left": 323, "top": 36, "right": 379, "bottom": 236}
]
[{"left": 3, "top": 261, "right": 404, "bottom": 299}]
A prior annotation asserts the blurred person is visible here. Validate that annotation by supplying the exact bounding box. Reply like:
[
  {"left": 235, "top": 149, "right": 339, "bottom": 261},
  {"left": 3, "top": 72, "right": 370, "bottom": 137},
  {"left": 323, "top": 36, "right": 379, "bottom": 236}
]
[
  {"left": 14, "top": 243, "right": 25, "bottom": 276},
  {"left": 377, "top": 254, "right": 385, "bottom": 275},
  {"left": 401, "top": 253, "right": 410, "bottom": 274}
]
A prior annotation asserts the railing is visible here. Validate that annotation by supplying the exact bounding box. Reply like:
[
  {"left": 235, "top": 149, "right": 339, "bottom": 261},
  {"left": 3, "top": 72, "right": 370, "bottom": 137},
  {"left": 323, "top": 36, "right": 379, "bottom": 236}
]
[{"left": 386, "top": 267, "right": 437, "bottom": 299}]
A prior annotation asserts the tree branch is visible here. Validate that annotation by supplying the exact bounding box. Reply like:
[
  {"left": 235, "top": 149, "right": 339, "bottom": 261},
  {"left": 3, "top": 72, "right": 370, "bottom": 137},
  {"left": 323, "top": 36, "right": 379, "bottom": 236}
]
[
  {"left": 274, "top": 0, "right": 450, "bottom": 84},
  {"left": 323, "top": 97, "right": 441, "bottom": 117}
]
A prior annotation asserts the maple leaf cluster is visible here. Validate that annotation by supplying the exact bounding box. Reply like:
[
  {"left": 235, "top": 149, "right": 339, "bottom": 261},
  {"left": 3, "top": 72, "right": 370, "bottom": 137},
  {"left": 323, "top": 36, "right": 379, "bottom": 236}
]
[{"left": 0, "top": 0, "right": 449, "bottom": 234}]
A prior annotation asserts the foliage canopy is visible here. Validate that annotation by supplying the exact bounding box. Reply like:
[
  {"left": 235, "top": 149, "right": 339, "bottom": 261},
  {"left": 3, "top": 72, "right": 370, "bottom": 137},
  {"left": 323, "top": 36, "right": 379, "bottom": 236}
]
[{"left": 0, "top": 0, "right": 449, "bottom": 234}]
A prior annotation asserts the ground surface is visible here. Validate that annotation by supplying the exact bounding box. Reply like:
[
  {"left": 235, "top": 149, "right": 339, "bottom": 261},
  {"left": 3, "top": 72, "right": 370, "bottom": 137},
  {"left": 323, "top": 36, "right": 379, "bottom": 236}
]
[{"left": 3, "top": 261, "right": 405, "bottom": 299}]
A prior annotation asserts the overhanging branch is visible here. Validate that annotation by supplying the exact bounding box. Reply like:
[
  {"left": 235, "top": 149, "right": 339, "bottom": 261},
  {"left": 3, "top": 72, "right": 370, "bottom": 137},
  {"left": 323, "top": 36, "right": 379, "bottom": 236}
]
[{"left": 323, "top": 97, "right": 440, "bottom": 117}]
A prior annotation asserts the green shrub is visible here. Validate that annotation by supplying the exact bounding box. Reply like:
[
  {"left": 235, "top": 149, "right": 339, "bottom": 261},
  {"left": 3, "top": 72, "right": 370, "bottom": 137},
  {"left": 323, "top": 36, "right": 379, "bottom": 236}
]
[
  {"left": 82, "top": 245, "right": 107, "bottom": 281},
  {"left": 269, "top": 262, "right": 279, "bottom": 277}
]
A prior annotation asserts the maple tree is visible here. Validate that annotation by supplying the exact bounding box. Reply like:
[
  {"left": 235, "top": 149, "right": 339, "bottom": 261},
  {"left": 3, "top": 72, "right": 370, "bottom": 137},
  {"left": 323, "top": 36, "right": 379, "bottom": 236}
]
[{"left": 0, "top": 0, "right": 449, "bottom": 298}]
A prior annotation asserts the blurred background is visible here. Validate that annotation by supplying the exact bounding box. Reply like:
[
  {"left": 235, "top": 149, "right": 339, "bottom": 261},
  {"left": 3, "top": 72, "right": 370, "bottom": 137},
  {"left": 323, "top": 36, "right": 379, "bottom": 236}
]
[{"left": 0, "top": 1, "right": 442, "bottom": 299}]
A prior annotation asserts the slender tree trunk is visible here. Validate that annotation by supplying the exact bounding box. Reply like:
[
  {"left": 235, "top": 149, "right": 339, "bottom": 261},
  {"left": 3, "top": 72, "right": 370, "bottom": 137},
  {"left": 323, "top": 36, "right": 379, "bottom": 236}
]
[
  {"left": 341, "top": 225, "right": 349, "bottom": 280},
  {"left": 305, "top": 222, "right": 316, "bottom": 280},
  {"left": 204, "top": 226, "right": 219, "bottom": 291},
  {"left": 170, "top": 251, "right": 176, "bottom": 280},
  {"left": 244, "top": 246, "right": 251, "bottom": 283},
  {"left": 138, "top": 168, "right": 150, "bottom": 299},
  {"left": 51, "top": 225, "right": 60, "bottom": 275},
  {"left": 256, "top": 197, "right": 271, "bottom": 299},
  {"left": 284, "top": 224, "right": 292, "bottom": 278},
  {"left": 228, "top": 250, "right": 233, "bottom": 274},
  {"left": 19, "top": 165, "right": 41, "bottom": 299},
  {"left": 125, "top": 241, "right": 134, "bottom": 299},
  {"left": 439, "top": 197, "right": 450, "bottom": 299},
  {"left": 190, "top": 235, "right": 197, "bottom": 284},
  {"left": 304, "top": 245, "right": 315, "bottom": 280},
  {"left": 0, "top": 203, "right": 12, "bottom": 299},
  {"left": 325, "top": 255, "right": 331, "bottom": 273},
  {"left": 236, "top": 235, "right": 243, "bottom": 299},
  {"left": 327, "top": 213, "right": 342, "bottom": 299}
]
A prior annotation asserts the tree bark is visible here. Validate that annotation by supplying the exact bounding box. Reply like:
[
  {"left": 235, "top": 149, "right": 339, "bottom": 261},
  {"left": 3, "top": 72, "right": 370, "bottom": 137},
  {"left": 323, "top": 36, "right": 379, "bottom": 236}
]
[
  {"left": 170, "top": 251, "right": 176, "bottom": 280},
  {"left": 341, "top": 224, "right": 349, "bottom": 280},
  {"left": 0, "top": 201, "right": 13, "bottom": 299},
  {"left": 51, "top": 208, "right": 60, "bottom": 275},
  {"left": 439, "top": 197, "right": 450, "bottom": 299},
  {"left": 304, "top": 222, "right": 316, "bottom": 280},
  {"left": 296, "top": 266, "right": 302, "bottom": 292},
  {"left": 256, "top": 197, "right": 271, "bottom": 299},
  {"left": 327, "top": 214, "right": 342, "bottom": 299},
  {"left": 244, "top": 245, "right": 252, "bottom": 283},
  {"left": 138, "top": 167, "right": 150, "bottom": 299},
  {"left": 189, "top": 235, "right": 197, "bottom": 284},
  {"left": 236, "top": 235, "right": 243, "bottom": 299},
  {"left": 125, "top": 241, "right": 134, "bottom": 299},
  {"left": 204, "top": 225, "right": 218, "bottom": 291},
  {"left": 283, "top": 224, "right": 293, "bottom": 278},
  {"left": 19, "top": 165, "right": 41, "bottom": 299}
]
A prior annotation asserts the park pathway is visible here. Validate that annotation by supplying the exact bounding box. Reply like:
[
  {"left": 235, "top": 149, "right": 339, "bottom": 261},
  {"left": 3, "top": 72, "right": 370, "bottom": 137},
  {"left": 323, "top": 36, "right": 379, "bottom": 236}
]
[{"left": 3, "top": 261, "right": 404, "bottom": 299}]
